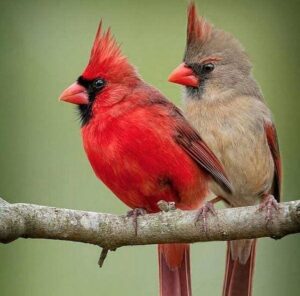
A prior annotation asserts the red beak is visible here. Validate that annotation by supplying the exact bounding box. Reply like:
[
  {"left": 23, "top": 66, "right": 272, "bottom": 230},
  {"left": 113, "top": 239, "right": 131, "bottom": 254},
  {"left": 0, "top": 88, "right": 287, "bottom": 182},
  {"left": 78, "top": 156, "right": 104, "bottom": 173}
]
[
  {"left": 168, "top": 63, "right": 198, "bottom": 87},
  {"left": 59, "top": 82, "right": 89, "bottom": 105}
]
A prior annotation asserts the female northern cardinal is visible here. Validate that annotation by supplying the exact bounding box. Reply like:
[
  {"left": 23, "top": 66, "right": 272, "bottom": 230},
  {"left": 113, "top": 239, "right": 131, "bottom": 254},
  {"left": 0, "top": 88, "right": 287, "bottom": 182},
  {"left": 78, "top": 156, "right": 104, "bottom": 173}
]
[
  {"left": 168, "top": 3, "right": 282, "bottom": 296},
  {"left": 59, "top": 22, "right": 232, "bottom": 296}
]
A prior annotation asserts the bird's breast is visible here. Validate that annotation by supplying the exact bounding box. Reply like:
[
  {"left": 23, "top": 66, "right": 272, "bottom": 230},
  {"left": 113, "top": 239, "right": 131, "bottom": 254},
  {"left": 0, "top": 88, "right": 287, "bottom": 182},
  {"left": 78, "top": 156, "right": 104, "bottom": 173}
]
[
  {"left": 80, "top": 110, "right": 208, "bottom": 212},
  {"left": 184, "top": 96, "right": 275, "bottom": 206}
]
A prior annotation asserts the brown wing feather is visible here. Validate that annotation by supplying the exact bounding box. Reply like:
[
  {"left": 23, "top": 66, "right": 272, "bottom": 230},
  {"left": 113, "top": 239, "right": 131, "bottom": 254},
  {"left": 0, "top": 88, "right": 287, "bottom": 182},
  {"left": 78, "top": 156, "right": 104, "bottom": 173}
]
[{"left": 264, "top": 122, "right": 282, "bottom": 202}]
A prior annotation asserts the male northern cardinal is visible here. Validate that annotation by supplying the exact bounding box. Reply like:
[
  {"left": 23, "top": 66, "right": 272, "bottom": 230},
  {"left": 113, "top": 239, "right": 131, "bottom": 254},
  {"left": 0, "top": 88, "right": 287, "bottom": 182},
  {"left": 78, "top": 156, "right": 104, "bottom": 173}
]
[
  {"left": 168, "top": 3, "right": 281, "bottom": 296},
  {"left": 59, "top": 22, "right": 232, "bottom": 296}
]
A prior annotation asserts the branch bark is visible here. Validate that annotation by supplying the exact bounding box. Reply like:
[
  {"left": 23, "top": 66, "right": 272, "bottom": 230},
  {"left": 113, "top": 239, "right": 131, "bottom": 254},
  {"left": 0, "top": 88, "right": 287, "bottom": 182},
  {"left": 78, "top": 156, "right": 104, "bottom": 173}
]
[{"left": 0, "top": 197, "right": 299, "bottom": 251}]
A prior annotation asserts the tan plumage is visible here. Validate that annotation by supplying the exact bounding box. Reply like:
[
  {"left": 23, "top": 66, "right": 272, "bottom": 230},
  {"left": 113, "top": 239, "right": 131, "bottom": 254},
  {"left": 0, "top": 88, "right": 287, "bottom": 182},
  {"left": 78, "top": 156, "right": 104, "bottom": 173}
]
[
  {"left": 184, "top": 95, "right": 274, "bottom": 208},
  {"left": 168, "top": 3, "right": 282, "bottom": 296}
]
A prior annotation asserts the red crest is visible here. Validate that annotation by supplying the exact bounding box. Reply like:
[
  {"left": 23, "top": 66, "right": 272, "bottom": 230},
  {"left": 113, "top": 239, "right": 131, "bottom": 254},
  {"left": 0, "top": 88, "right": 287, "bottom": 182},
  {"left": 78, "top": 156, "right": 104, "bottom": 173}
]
[{"left": 82, "top": 21, "right": 129, "bottom": 80}]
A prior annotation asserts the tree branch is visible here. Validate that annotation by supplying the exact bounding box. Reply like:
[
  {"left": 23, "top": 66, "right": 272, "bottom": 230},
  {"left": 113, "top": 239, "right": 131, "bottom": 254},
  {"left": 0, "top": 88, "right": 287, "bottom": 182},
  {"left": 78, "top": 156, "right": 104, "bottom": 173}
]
[{"left": 0, "top": 197, "right": 299, "bottom": 251}]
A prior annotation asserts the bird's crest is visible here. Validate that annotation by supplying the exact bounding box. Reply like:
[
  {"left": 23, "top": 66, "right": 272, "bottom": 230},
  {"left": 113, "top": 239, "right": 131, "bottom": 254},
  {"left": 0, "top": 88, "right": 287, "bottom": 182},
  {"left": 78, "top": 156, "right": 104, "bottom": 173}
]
[
  {"left": 187, "top": 2, "right": 212, "bottom": 46},
  {"left": 82, "top": 21, "right": 129, "bottom": 79}
]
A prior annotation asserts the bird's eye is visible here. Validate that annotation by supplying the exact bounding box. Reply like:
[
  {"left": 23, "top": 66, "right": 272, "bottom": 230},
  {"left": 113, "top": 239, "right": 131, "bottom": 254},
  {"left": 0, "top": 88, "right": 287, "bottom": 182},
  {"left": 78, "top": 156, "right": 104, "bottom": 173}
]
[
  {"left": 93, "top": 78, "right": 105, "bottom": 90},
  {"left": 202, "top": 63, "right": 215, "bottom": 73}
]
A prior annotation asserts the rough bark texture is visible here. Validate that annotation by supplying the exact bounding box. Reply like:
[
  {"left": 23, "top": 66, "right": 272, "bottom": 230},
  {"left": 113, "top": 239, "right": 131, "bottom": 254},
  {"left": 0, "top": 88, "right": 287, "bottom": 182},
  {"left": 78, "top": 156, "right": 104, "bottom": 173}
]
[{"left": 0, "top": 197, "right": 299, "bottom": 250}]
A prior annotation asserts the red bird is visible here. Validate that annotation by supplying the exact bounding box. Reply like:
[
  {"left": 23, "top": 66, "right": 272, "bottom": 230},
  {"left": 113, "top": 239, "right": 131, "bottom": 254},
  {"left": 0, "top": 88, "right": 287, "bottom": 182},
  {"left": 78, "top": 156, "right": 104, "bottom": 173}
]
[
  {"left": 59, "top": 22, "right": 232, "bottom": 296},
  {"left": 168, "top": 3, "right": 282, "bottom": 296}
]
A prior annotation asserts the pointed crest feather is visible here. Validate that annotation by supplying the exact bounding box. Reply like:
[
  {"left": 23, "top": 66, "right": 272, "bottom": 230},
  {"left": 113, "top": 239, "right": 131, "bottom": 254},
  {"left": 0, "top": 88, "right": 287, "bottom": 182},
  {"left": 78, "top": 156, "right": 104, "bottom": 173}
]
[
  {"left": 187, "top": 2, "right": 212, "bottom": 45},
  {"left": 83, "top": 21, "right": 130, "bottom": 80}
]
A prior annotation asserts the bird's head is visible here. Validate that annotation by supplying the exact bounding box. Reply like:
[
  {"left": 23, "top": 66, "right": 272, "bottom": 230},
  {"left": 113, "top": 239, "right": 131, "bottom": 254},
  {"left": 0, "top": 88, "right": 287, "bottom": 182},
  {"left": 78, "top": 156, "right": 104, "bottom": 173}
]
[
  {"left": 168, "top": 2, "right": 261, "bottom": 101},
  {"left": 59, "top": 21, "right": 139, "bottom": 126}
]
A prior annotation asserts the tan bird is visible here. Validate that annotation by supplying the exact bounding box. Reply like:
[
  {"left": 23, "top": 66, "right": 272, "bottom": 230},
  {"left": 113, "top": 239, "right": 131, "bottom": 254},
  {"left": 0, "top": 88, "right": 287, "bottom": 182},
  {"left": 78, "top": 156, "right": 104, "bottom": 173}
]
[{"left": 168, "top": 3, "right": 282, "bottom": 296}]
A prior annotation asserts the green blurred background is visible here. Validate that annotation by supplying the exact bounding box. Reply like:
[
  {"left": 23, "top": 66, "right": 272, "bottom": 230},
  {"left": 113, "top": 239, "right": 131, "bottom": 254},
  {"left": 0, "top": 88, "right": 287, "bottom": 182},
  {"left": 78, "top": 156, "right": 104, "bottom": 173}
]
[{"left": 0, "top": 0, "right": 299, "bottom": 295}]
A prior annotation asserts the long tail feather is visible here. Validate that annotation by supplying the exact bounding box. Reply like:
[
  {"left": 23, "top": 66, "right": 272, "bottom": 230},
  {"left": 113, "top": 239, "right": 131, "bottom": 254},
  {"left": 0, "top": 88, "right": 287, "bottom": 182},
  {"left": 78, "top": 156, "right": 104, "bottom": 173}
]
[
  {"left": 223, "top": 239, "right": 257, "bottom": 296},
  {"left": 158, "top": 244, "right": 191, "bottom": 296}
]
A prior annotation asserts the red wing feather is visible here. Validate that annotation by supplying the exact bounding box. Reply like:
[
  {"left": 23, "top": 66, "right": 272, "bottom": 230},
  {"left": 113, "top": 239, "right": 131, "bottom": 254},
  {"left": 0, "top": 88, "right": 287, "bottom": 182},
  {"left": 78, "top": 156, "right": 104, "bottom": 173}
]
[
  {"left": 264, "top": 122, "right": 282, "bottom": 201},
  {"left": 175, "top": 117, "right": 233, "bottom": 194},
  {"left": 146, "top": 97, "right": 233, "bottom": 194}
]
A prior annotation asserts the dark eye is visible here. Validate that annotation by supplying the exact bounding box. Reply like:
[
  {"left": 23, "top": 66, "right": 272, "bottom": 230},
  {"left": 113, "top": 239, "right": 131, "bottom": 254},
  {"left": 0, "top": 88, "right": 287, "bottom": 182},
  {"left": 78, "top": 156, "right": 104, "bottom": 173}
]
[
  {"left": 202, "top": 63, "right": 215, "bottom": 73},
  {"left": 93, "top": 78, "right": 105, "bottom": 90}
]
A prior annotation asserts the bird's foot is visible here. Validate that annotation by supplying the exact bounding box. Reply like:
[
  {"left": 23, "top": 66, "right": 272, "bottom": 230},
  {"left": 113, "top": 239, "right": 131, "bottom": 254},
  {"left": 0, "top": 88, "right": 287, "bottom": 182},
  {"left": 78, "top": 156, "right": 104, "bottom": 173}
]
[
  {"left": 127, "top": 208, "right": 147, "bottom": 235},
  {"left": 157, "top": 200, "right": 176, "bottom": 212},
  {"left": 195, "top": 201, "right": 217, "bottom": 233},
  {"left": 259, "top": 194, "right": 280, "bottom": 222},
  {"left": 194, "top": 196, "right": 228, "bottom": 232}
]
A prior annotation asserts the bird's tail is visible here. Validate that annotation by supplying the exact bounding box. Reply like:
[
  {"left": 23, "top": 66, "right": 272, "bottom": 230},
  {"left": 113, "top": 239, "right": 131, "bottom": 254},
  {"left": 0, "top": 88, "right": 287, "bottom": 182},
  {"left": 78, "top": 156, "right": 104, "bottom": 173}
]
[
  {"left": 223, "top": 239, "right": 257, "bottom": 296},
  {"left": 158, "top": 243, "right": 191, "bottom": 296}
]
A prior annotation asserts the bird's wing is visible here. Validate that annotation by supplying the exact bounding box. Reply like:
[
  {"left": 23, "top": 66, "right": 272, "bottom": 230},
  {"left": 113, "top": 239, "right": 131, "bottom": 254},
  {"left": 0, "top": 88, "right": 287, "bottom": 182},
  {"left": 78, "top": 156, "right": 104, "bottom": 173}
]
[
  {"left": 264, "top": 122, "right": 282, "bottom": 201},
  {"left": 145, "top": 96, "right": 232, "bottom": 194},
  {"left": 174, "top": 116, "right": 233, "bottom": 194}
]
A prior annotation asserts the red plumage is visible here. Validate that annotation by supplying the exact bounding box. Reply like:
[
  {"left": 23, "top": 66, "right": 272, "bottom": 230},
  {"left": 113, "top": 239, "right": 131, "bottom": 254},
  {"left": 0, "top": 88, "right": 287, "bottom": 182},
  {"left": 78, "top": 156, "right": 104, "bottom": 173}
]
[
  {"left": 82, "top": 22, "right": 137, "bottom": 84},
  {"left": 60, "top": 22, "right": 232, "bottom": 295},
  {"left": 223, "top": 241, "right": 256, "bottom": 296},
  {"left": 264, "top": 122, "right": 282, "bottom": 201}
]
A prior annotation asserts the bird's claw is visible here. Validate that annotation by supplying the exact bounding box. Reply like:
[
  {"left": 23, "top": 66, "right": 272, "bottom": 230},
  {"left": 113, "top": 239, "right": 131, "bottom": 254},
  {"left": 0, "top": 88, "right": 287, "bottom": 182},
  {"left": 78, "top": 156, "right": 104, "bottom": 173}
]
[
  {"left": 195, "top": 201, "right": 217, "bottom": 232},
  {"left": 127, "top": 208, "right": 147, "bottom": 235},
  {"left": 259, "top": 194, "right": 279, "bottom": 222}
]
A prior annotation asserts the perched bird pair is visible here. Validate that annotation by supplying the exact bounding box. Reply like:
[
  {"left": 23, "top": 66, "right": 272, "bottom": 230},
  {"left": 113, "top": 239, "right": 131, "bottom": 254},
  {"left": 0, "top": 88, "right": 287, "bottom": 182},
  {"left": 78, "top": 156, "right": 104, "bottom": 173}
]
[{"left": 59, "top": 3, "right": 281, "bottom": 296}]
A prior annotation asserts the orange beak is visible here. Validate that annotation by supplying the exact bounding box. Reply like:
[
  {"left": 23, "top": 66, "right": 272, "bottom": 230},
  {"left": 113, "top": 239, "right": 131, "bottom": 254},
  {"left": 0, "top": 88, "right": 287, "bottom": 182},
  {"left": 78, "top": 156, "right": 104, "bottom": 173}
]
[
  {"left": 168, "top": 63, "right": 198, "bottom": 87},
  {"left": 59, "top": 82, "right": 89, "bottom": 105}
]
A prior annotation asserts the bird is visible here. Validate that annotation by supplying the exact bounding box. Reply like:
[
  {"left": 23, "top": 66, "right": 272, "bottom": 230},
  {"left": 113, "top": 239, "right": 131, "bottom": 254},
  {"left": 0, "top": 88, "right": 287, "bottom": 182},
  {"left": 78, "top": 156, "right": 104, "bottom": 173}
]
[
  {"left": 59, "top": 21, "right": 232, "bottom": 296},
  {"left": 168, "top": 3, "right": 282, "bottom": 296}
]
